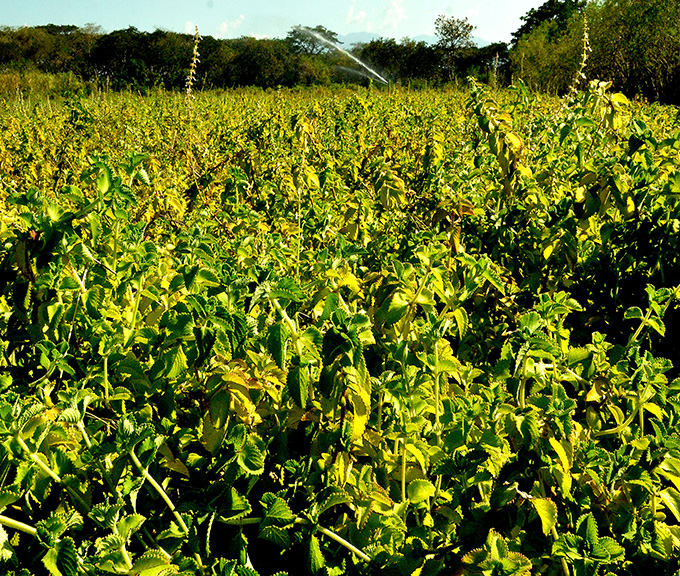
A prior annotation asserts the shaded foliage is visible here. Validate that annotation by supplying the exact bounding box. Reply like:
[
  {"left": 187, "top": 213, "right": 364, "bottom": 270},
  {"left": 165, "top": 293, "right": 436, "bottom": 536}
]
[
  {"left": 510, "top": 0, "right": 587, "bottom": 46},
  {"left": 510, "top": 0, "right": 680, "bottom": 103}
]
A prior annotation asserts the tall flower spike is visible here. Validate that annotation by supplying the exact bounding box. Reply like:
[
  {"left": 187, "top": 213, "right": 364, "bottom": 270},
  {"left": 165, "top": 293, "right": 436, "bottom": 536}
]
[
  {"left": 565, "top": 15, "right": 590, "bottom": 103},
  {"left": 186, "top": 26, "right": 201, "bottom": 103}
]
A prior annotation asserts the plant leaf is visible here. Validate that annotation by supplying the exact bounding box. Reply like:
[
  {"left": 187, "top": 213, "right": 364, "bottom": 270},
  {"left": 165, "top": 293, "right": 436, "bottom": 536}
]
[
  {"left": 407, "top": 479, "right": 435, "bottom": 504},
  {"left": 532, "top": 498, "right": 558, "bottom": 536}
]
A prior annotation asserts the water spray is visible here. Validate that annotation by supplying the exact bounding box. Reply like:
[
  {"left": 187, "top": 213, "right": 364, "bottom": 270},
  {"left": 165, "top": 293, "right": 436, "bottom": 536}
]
[{"left": 295, "top": 26, "right": 389, "bottom": 85}]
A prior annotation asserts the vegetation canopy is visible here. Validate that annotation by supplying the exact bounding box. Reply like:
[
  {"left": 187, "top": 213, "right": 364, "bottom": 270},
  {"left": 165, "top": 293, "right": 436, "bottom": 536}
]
[
  {"left": 1, "top": 64, "right": 680, "bottom": 575},
  {"left": 1, "top": 0, "right": 679, "bottom": 103}
]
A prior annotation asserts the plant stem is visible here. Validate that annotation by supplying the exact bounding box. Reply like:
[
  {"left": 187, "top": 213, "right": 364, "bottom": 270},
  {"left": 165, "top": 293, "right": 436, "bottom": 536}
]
[
  {"left": 0, "top": 515, "right": 37, "bottom": 536},
  {"left": 434, "top": 341, "right": 441, "bottom": 444},
  {"left": 128, "top": 273, "right": 145, "bottom": 334},
  {"left": 219, "top": 516, "right": 370, "bottom": 563},
  {"left": 629, "top": 307, "right": 653, "bottom": 346},
  {"left": 316, "top": 524, "right": 371, "bottom": 562},
  {"left": 77, "top": 421, "right": 92, "bottom": 449},
  {"left": 518, "top": 355, "right": 529, "bottom": 409},
  {"left": 120, "top": 543, "right": 134, "bottom": 571},
  {"left": 129, "top": 448, "right": 189, "bottom": 535},
  {"left": 15, "top": 434, "right": 61, "bottom": 483},
  {"left": 401, "top": 269, "right": 431, "bottom": 341},
  {"left": 103, "top": 355, "right": 109, "bottom": 404},
  {"left": 551, "top": 526, "right": 571, "bottom": 576},
  {"left": 112, "top": 219, "right": 121, "bottom": 273},
  {"left": 270, "top": 296, "right": 307, "bottom": 395},
  {"left": 270, "top": 297, "right": 298, "bottom": 338},
  {"left": 639, "top": 391, "right": 645, "bottom": 438},
  {"left": 15, "top": 434, "right": 90, "bottom": 513},
  {"left": 401, "top": 437, "right": 407, "bottom": 503},
  {"left": 69, "top": 263, "right": 87, "bottom": 294},
  {"left": 594, "top": 384, "right": 653, "bottom": 438}
]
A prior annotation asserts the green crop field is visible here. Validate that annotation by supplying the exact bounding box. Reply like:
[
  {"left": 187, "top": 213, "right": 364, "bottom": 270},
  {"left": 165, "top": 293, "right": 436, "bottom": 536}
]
[{"left": 1, "top": 81, "right": 680, "bottom": 576}]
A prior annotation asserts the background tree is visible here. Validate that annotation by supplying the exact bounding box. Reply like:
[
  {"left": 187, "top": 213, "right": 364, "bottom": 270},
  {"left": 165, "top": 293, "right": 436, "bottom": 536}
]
[
  {"left": 145, "top": 30, "right": 193, "bottom": 90},
  {"left": 225, "top": 37, "right": 299, "bottom": 88},
  {"left": 285, "top": 25, "right": 340, "bottom": 56},
  {"left": 399, "top": 38, "right": 440, "bottom": 81},
  {"left": 587, "top": 0, "right": 680, "bottom": 103},
  {"left": 458, "top": 42, "right": 510, "bottom": 85},
  {"left": 356, "top": 37, "right": 439, "bottom": 83},
  {"left": 511, "top": 0, "right": 586, "bottom": 46},
  {"left": 510, "top": 13, "right": 585, "bottom": 93},
  {"left": 90, "top": 27, "right": 155, "bottom": 89},
  {"left": 434, "top": 15, "right": 475, "bottom": 80},
  {"left": 197, "top": 35, "right": 236, "bottom": 89}
]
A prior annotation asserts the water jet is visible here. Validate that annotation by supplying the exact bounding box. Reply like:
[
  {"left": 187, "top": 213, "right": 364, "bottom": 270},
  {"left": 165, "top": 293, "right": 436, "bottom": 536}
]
[{"left": 295, "top": 26, "right": 389, "bottom": 85}]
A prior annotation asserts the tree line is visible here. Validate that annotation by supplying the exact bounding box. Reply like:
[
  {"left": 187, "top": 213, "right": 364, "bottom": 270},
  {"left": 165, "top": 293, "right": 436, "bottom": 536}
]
[
  {"left": 510, "top": 0, "right": 680, "bottom": 103},
  {"left": 0, "top": 23, "right": 504, "bottom": 92},
  {"left": 0, "top": 0, "right": 678, "bottom": 103}
]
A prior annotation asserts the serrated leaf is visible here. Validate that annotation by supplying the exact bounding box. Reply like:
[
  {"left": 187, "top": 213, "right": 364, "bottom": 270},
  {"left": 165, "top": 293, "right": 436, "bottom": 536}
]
[
  {"left": 552, "top": 532, "right": 583, "bottom": 561},
  {"left": 0, "top": 525, "right": 16, "bottom": 564},
  {"left": 42, "top": 537, "right": 79, "bottom": 576},
  {"left": 405, "top": 443, "right": 428, "bottom": 473},
  {"left": 348, "top": 385, "right": 370, "bottom": 440},
  {"left": 0, "top": 490, "right": 21, "bottom": 512},
  {"left": 164, "top": 346, "right": 188, "bottom": 380},
  {"left": 83, "top": 286, "right": 104, "bottom": 319},
  {"left": 271, "top": 278, "right": 305, "bottom": 302},
  {"left": 237, "top": 435, "right": 265, "bottom": 475},
  {"left": 196, "top": 268, "right": 221, "bottom": 287},
  {"left": 259, "top": 525, "right": 290, "bottom": 548},
  {"left": 407, "top": 479, "right": 435, "bottom": 504},
  {"left": 375, "top": 291, "right": 409, "bottom": 327},
  {"left": 317, "top": 487, "right": 352, "bottom": 515},
  {"left": 624, "top": 307, "right": 644, "bottom": 320},
  {"left": 17, "top": 403, "right": 45, "bottom": 432},
  {"left": 431, "top": 456, "right": 458, "bottom": 476},
  {"left": 660, "top": 487, "right": 680, "bottom": 522},
  {"left": 647, "top": 317, "right": 666, "bottom": 336},
  {"left": 261, "top": 493, "right": 295, "bottom": 526},
  {"left": 532, "top": 498, "right": 558, "bottom": 536},
  {"left": 453, "top": 307, "right": 468, "bottom": 339},
  {"left": 461, "top": 546, "right": 488, "bottom": 566},
  {"left": 96, "top": 533, "right": 126, "bottom": 554},
  {"left": 268, "top": 323, "right": 289, "bottom": 370},
  {"left": 488, "top": 530, "right": 510, "bottom": 560},
  {"left": 549, "top": 438, "right": 571, "bottom": 472},
  {"left": 576, "top": 513, "right": 599, "bottom": 547},
  {"left": 0, "top": 375, "right": 12, "bottom": 393},
  {"left": 519, "top": 311, "right": 542, "bottom": 334},
  {"left": 57, "top": 538, "right": 79, "bottom": 576},
  {"left": 117, "top": 514, "right": 145, "bottom": 541},
  {"left": 131, "top": 550, "right": 172, "bottom": 575},
  {"left": 568, "top": 347, "right": 591, "bottom": 365},
  {"left": 598, "top": 537, "right": 624, "bottom": 561},
  {"left": 309, "top": 534, "right": 324, "bottom": 574},
  {"left": 287, "top": 363, "right": 308, "bottom": 408},
  {"left": 590, "top": 540, "right": 610, "bottom": 561},
  {"left": 57, "top": 407, "right": 82, "bottom": 424}
]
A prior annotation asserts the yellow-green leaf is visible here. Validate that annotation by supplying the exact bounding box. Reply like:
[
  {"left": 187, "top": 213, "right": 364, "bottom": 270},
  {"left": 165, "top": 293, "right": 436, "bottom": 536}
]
[
  {"left": 532, "top": 498, "right": 558, "bottom": 536},
  {"left": 407, "top": 479, "right": 435, "bottom": 504},
  {"left": 549, "top": 437, "right": 571, "bottom": 472}
]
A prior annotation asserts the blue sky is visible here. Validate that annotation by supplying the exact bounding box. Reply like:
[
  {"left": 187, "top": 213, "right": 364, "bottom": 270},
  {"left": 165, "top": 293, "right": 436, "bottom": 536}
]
[{"left": 3, "top": 0, "right": 544, "bottom": 44}]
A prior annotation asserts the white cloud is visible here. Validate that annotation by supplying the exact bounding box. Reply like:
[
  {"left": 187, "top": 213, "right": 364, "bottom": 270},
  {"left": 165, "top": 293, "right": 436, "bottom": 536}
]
[
  {"left": 218, "top": 15, "right": 245, "bottom": 37},
  {"left": 466, "top": 7, "right": 480, "bottom": 19},
  {"left": 184, "top": 20, "right": 196, "bottom": 34},
  {"left": 381, "top": 0, "right": 406, "bottom": 30},
  {"left": 346, "top": 0, "right": 367, "bottom": 25}
]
